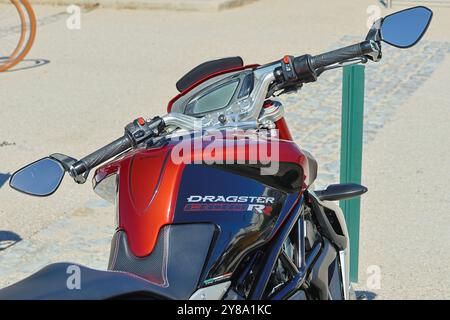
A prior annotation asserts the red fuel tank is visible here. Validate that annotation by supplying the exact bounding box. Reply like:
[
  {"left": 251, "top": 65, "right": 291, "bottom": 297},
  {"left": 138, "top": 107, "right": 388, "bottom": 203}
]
[{"left": 94, "top": 135, "right": 316, "bottom": 258}]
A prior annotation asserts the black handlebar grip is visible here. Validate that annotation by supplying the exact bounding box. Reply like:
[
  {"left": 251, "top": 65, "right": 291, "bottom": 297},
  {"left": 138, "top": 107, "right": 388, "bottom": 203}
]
[
  {"left": 310, "top": 43, "right": 364, "bottom": 70},
  {"left": 70, "top": 135, "right": 132, "bottom": 177}
]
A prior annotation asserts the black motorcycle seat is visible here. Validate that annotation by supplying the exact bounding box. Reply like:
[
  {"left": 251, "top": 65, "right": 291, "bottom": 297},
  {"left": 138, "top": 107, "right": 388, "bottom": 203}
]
[{"left": 0, "top": 262, "right": 180, "bottom": 300}]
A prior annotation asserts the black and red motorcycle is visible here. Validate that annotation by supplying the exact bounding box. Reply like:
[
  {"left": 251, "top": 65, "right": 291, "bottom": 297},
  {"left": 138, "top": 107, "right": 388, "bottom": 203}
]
[{"left": 0, "top": 7, "right": 432, "bottom": 300}]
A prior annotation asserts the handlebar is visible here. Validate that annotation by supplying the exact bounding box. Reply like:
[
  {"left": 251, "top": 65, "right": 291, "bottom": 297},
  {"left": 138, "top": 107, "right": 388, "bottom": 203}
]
[
  {"left": 70, "top": 135, "right": 132, "bottom": 179},
  {"left": 280, "top": 40, "right": 378, "bottom": 85},
  {"left": 309, "top": 40, "right": 379, "bottom": 70},
  {"left": 69, "top": 117, "right": 165, "bottom": 182},
  {"left": 275, "top": 40, "right": 379, "bottom": 92},
  {"left": 68, "top": 41, "right": 379, "bottom": 182},
  {"left": 310, "top": 43, "right": 363, "bottom": 69}
]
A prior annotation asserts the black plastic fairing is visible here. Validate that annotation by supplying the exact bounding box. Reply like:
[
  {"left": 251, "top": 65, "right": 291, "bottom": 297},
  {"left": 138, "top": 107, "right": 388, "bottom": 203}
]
[
  {"left": 213, "top": 162, "right": 304, "bottom": 194},
  {"left": 310, "top": 238, "right": 340, "bottom": 300},
  {"left": 173, "top": 164, "right": 301, "bottom": 283},
  {"left": 308, "top": 193, "right": 348, "bottom": 251},
  {"left": 108, "top": 224, "right": 216, "bottom": 299},
  {"left": 176, "top": 57, "right": 244, "bottom": 92}
]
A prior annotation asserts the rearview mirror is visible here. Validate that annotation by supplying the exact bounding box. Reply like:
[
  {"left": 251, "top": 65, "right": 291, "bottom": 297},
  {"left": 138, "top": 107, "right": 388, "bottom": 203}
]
[
  {"left": 380, "top": 6, "right": 433, "bottom": 48},
  {"left": 10, "top": 158, "right": 65, "bottom": 196}
]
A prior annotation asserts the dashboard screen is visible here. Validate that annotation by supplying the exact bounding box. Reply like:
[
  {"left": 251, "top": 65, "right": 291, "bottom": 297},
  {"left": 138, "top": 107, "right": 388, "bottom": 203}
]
[{"left": 188, "top": 80, "right": 240, "bottom": 115}]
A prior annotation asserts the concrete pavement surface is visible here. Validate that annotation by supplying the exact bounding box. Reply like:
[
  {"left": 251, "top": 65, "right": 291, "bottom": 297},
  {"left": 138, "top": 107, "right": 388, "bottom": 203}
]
[
  {"left": 0, "top": 0, "right": 449, "bottom": 298},
  {"left": 0, "top": 0, "right": 257, "bottom": 11}
]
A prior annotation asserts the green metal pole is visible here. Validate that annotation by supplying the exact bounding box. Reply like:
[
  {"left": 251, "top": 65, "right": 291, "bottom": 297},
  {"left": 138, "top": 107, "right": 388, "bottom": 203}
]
[{"left": 340, "top": 65, "right": 365, "bottom": 283}]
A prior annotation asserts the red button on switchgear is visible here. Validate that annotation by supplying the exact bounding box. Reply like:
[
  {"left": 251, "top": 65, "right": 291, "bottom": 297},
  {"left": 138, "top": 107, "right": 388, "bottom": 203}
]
[{"left": 137, "top": 117, "right": 145, "bottom": 125}]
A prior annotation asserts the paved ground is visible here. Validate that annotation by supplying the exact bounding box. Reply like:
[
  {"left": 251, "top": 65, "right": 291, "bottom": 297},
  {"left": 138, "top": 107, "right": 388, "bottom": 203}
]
[
  {"left": 355, "top": 53, "right": 450, "bottom": 300},
  {"left": 9, "top": 0, "right": 258, "bottom": 11},
  {"left": 1, "top": 0, "right": 449, "bottom": 298},
  {"left": 391, "top": 0, "right": 450, "bottom": 7}
]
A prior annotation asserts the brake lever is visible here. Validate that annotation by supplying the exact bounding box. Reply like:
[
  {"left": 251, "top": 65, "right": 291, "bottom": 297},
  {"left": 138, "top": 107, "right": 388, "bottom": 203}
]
[{"left": 321, "top": 56, "right": 368, "bottom": 72}]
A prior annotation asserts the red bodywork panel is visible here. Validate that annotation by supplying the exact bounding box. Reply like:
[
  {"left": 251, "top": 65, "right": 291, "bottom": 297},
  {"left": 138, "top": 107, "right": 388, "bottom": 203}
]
[
  {"left": 275, "top": 118, "right": 294, "bottom": 141},
  {"left": 95, "top": 136, "right": 312, "bottom": 258},
  {"left": 94, "top": 147, "right": 183, "bottom": 258}
]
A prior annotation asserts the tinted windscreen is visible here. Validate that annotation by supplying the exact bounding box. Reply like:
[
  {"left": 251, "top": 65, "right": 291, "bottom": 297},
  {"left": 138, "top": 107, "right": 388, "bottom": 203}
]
[{"left": 190, "top": 80, "right": 239, "bottom": 115}]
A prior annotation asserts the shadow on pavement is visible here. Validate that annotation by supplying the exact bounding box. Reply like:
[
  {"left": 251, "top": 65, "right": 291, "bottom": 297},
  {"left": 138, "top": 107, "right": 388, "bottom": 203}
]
[
  {"left": 356, "top": 290, "right": 377, "bottom": 300},
  {"left": 4, "top": 58, "right": 50, "bottom": 72},
  {"left": 0, "top": 173, "right": 11, "bottom": 189},
  {"left": 0, "top": 231, "right": 22, "bottom": 251}
]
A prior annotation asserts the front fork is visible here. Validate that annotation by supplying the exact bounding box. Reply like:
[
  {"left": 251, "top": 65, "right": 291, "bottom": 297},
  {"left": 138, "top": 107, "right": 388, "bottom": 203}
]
[{"left": 308, "top": 192, "right": 352, "bottom": 300}]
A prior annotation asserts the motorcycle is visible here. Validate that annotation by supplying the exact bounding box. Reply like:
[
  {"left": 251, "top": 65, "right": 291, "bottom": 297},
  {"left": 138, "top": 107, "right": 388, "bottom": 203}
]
[{"left": 0, "top": 6, "right": 432, "bottom": 300}]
